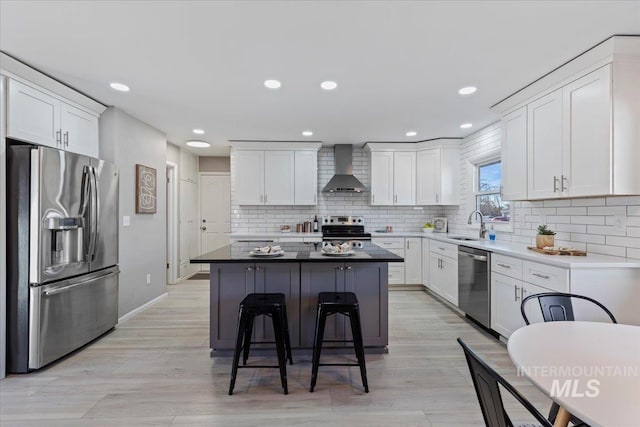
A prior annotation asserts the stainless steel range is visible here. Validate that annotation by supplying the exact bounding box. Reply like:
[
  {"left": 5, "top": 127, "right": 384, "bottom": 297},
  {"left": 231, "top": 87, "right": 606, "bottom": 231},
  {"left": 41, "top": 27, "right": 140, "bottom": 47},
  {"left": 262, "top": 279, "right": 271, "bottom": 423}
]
[{"left": 321, "top": 216, "right": 371, "bottom": 248}]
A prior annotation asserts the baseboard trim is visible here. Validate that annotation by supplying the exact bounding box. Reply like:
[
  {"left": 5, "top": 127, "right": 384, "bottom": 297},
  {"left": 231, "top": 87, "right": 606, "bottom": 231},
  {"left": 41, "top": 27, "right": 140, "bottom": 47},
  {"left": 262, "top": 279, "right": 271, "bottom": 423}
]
[{"left": 117, "top": 292, "right": 168, "bottom": 325}]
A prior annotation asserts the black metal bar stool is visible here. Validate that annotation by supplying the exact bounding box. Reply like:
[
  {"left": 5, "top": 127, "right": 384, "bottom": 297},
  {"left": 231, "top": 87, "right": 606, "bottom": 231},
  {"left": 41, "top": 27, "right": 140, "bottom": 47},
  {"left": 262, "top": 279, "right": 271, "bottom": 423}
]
[
  {"left": 229, "top": 293, "right": 293, "bottom": 395},
  {"left": 310, "top": 292, "right": 369, "bottom": 393}
]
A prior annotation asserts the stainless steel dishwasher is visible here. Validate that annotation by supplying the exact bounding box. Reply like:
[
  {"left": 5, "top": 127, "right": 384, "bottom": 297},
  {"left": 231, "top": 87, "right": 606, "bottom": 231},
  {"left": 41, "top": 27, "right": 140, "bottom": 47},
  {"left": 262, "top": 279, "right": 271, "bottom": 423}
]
[{"left": 458, "top": 246, "right": 491, "bottom": 329}]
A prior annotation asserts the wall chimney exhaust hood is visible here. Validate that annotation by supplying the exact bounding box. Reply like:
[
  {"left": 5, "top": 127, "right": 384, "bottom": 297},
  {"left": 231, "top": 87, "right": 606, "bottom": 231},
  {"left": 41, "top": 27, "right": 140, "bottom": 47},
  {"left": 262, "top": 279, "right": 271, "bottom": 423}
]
[{"left": 322, "top": 144, "right": 367, "bottom": 193}]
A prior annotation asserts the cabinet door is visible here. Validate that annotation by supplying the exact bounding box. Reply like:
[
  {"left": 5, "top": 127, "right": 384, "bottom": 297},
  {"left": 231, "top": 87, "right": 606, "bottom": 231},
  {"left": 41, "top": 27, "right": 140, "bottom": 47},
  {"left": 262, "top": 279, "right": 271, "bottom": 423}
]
[
  {"left": 346, "top": 263, "right": 388, "bottom": 347},
  {"left": 60, "top": 102, "right": 99, "bottom": 157},
  {"left": 439, "top": 148, "right": 460, "bottom": 205},
  {"left": 501, "top": 106, "right": 528, "bottom": 200},
  {"left": 521, "top": 282, "right": 549, "bottom": 325},
  {"left": 416, "top": 149, "right": 440, "bottom": 205},
  {"left": 404, "top": 238, "right": 422, "bottom": 284},
  {"left": 440, "top": 256, "right": 458, "bottom": 306},
  {"left": 264, "top": 151, "right": 294, "bottom": 205},
  {"left": 7, "top": 79, "right": 61, "bottom": 148},
  {"left": 393, "top": 151, "right": 416, "bottom": 205},
  {"left": 421, "top": 238, "right": 430, "bottom": 288},
  {"left": 370, "top": 151, "right": 394, "bottom": 205},
  {"left": 234, "top": 150, "right": 264, "bottom": 204},
  {"left": 490, "top": 272, "right": 525, "bottom": 338},
  {"left": 294, "top": 150, "right": 317, "bottom": 205},
  {"left": 210, "top": 264, "right": 255, "bottom": 349},
  {"left": 255, "top": 263, "right": 301, "bottom": 346},
  {"left": 563, "top": 65, "right": 612, "bottom": 197},
  {"left": 527, "top": 89, "right": 563, "bottom": 199},
  {"left": 300, "top": 263, "right": 346, "bottom": 347},
  {"left": 428, "top": 253, "right": 443, "bottom": 295}
]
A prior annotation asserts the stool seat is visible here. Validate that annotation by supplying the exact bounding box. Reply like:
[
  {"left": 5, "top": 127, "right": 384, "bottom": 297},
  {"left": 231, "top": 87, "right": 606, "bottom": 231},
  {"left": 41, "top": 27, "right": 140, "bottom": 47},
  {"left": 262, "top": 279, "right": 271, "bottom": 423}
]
[
  {"left": 310, "top": 291, "right": 369, "bottom": 393},
  {"left": 229, "top": 292, "right": 292, "bottom": 395}
]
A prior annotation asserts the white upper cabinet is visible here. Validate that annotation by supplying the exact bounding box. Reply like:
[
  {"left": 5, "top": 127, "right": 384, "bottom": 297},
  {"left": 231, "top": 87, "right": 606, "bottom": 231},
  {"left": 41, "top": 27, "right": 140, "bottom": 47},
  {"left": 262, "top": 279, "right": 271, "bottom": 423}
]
[
  {"left": 234, "top": 150, "right": 265, "bottom": 205},
  {"left": 179, "top": 148, "right": 199, "bottom": 183},
  {"left": 263, "top": 151, "right": 295, "bottom": 205},
  {"left": 527, "top": 89, "right": 563, "bottom": 199},
  {"left": 393, "top": 151, "right": 416, "bottom": 205},
  {"left": 7, "top": 79, "right": 60, "bottom": 148},
  {"left": 501, "top": 107, "right": 528, "bottom": 201},
  {"left": 294, "top": 150, "right": 318, "bottom": 205},
  {"left": 232, "top": 143, "right": 321, "bottom": 206},
  {"left": 6, "top": 78, "right": 100, "bottom": 157},
  {"left": 370, "top": 151, "right": 394, "bottom": 205},
  {"left": 495, "top": 37, "right": 640, "bottom": 200},
  {"left": 562, "top": 65, "right": 612, "bottom": 197},
  {"left": 60, "top": 102, "right": 99, "bottom": 158},
  {"left": 416, "top": 146, "right": 459, "bottom": 205}
]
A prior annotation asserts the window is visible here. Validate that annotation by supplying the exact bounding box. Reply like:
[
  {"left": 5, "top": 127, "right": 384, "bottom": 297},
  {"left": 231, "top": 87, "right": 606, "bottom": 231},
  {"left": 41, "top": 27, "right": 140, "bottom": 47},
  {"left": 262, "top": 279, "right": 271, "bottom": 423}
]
[{"left": 476, "top": 160, "right": 510, "bottom": 224}]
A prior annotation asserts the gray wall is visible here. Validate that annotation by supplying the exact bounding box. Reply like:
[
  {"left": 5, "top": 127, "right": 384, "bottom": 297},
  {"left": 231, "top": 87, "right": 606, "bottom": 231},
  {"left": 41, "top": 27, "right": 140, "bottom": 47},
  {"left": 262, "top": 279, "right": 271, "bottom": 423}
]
[
  {"left": 100, "top": 107, "right": 168, "bottom": 317},
  {"left": 166, "top": 142, "right": 180, "bottom": 166},
  {"left": 199, "top": 156, "right": 230, "bottom": 173}
]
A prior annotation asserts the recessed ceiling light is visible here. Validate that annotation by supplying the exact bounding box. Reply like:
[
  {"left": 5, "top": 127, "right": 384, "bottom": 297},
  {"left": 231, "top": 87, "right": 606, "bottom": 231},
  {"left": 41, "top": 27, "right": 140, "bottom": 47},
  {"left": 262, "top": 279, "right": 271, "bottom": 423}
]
[
  {"left": 186, "top": 140, "right": 210, "bottom": 148},
  {"left": 302, "top": 130, "right": 313, "bottom": 136},
  {"left": 320, "top": 81, "right": 338, "bottom": 90},
  {"left": 192, "top": 129, "right": 205, "bottom": 135},
  {"left": 458, "top": 86, "right": 477, "bottom": 95},
  {"left": 406, "top": 131, "right": 417, "bottom": 137},
  {"left": 460, "top": 123, "right": 473, "bottom": 129},
  {"left": 264, "top": 79, "right": 281, "bottom": 89},
  {"left": 109, "top": 82, "right": 130, "bottom": 92}
]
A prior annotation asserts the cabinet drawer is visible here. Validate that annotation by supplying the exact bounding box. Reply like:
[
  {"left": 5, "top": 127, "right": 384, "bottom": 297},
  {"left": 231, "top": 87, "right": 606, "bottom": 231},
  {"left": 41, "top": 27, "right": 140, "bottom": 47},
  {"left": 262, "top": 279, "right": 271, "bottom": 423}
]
[
  {"left": 491, "top": 254, "right": 523, "bottom": 280},
  {"left": 429, "top": 241, "right": 457, "bottom": 258},
  {"left": 373, "top": 238, "right": 404, "bottom": 250},
  {"left": 522, "top": 261, "right": 568, "bottom": 292},
  {"left": 388, "top": 265, "right": 405, "bottom": 285}
]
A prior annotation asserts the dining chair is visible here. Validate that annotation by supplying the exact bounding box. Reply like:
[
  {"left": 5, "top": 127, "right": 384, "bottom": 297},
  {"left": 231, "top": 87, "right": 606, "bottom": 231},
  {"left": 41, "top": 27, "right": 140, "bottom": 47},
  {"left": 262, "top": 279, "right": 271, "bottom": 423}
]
[
  {"left": 520, "top": 292, "right": 617, "bottom": 325},
  {"left": 457, "top": 338, "right": 553, "bottom": 427}
]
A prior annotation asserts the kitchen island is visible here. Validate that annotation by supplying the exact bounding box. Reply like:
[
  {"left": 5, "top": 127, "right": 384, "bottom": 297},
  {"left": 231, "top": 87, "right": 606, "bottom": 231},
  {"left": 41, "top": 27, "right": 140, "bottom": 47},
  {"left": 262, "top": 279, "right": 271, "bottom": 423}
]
[{"left": 192, "top": 242, "right": 403, "bottom": 355}]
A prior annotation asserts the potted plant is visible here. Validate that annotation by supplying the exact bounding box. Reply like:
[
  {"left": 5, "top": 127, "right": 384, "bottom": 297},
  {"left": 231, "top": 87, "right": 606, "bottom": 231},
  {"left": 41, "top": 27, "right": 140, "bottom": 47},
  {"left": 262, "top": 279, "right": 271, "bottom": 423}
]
[
  {"left": 536, "top": 225, "right": 556, "bottom": 249},
  {"left": 422, "top": 222, "right": 434, "bottom": 233}
]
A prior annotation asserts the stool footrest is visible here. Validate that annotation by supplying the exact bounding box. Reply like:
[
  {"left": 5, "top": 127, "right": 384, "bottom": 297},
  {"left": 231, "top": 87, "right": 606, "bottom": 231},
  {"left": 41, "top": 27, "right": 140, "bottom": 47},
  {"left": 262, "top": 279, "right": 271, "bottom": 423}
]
[
  {"left": 321, "top": 340, "right": 355, "bottom": 343},
  {"left": 239, "top": 365, "right": 281, "bottom": 369},
  {"left": 319, "top": 363, "right": 359, "bottom": 367}
]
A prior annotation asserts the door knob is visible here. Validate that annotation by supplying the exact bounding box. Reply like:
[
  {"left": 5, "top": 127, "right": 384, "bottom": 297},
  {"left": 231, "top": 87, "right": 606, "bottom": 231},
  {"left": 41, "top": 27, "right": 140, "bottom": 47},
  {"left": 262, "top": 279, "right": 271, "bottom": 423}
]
[{"left": 201, "top": 226, "right": 207, "bottom": 231}]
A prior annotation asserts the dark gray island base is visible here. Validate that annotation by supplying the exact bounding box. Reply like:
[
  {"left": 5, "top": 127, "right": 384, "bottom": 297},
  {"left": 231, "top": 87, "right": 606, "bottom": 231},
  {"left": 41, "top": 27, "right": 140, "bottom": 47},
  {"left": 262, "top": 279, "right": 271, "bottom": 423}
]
[{"left": 192, "top": 242, "right": 403, "bottom": 355}]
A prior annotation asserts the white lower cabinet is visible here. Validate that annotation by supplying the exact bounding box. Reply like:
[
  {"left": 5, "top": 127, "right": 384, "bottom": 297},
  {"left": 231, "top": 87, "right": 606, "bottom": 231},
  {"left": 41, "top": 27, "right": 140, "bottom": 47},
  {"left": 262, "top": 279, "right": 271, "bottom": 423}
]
[
  {"left": 490, "top": 254, "right": 568, "bottom": 338},
  {"left": 428, "top": 251, "right": 458, "bottom": 306},
  {"left": 404, "top": 237, "right": 422, "bottom": 284},
  {"left": 373, "top": 237, "right": 405, "bottom": 285}
]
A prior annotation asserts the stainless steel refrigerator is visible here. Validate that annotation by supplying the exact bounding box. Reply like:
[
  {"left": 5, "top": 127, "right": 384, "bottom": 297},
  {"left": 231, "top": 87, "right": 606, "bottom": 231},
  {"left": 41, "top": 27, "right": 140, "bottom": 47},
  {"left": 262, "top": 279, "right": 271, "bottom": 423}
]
[{"left": 7, "top": 143, "right": 119, "bottom": 372}]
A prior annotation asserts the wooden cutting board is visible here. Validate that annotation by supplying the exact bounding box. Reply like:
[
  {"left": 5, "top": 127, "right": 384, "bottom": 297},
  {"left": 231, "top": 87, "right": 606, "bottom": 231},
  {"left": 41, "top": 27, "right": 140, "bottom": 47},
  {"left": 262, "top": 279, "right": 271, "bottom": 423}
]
[{"left": 527, "top": 246, "right": 587, "bottom": 256}]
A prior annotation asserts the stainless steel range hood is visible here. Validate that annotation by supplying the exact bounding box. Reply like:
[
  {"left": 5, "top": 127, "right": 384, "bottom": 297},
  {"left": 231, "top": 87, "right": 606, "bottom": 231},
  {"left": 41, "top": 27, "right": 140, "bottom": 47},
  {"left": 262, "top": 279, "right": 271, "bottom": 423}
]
[{"left": 322, "top": 144, "right": 367, "bottom": 193}]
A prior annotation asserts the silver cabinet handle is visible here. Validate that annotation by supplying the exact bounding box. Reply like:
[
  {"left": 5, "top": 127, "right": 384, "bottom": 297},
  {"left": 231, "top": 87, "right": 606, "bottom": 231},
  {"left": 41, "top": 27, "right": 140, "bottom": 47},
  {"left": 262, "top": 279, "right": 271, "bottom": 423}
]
[
  {"left": 56, "top": 129, "right": 62, "bottom": 147},
  {"left": 436, "top": 193, "right": 439, "bottom": 203},
  {"left": 497, "top": 263, "right": 511, "bottom": 269},
  {"left": 553, "top": 176, "right": 559, "bottom": 192},
  {"left": 514, "top": 285, "right": 520, "bottom": 302},
  {"left": 406, "top": 240, "right": 409, "bottom": 250},
  {"left": 255, "top": 266, "right": 262, "bottom": 271},
  {"left": 532, "top": 272, "right": 550, "bottom": 280},
  {"left": 64, "top": 131, "right": 69, "bottom": 146},
  {"left": 438, "top": 247, "right": 445, "bottom": 251},
  {"left": 561, "top": 174, "right": 568, "bottom": 192},
  {"left": 247, "top": 267, "right": 253, "bottom": 271},
  {"left": 460, "top": 252, "right": 487, "bottom": 262},
  {"left": 521, "top": 287, "right": 526, "bottom": 300},
  {"left": 44, "top": 271, "right": 119, "bottom": 296},
  {"left": 346, "top": 266, "right": 352, "bottom": 270}
]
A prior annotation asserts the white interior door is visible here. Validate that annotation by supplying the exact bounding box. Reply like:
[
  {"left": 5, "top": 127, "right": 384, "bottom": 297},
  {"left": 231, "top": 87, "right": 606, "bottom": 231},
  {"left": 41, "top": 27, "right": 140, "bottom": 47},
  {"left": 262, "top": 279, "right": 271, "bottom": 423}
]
[{"left": 200, "top": 174, "right": 231, "bottom": 272}]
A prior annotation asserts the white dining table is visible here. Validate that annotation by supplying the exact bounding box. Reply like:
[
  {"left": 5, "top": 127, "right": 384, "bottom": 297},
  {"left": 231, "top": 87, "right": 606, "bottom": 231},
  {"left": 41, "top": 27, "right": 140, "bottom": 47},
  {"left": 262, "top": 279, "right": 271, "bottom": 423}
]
[{"left": 508, "top": 321, "right": 640, "bottom": 427}]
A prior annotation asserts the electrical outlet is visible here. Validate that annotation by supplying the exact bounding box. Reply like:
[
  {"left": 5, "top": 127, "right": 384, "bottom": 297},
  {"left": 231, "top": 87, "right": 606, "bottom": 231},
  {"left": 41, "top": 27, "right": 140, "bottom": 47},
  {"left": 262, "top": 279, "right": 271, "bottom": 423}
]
[
  {"left": 146, "top": 274, "right": 151, "bottom": 285},
  {"left": 123, "top": 216, "right": 131, "bottom": 227}
]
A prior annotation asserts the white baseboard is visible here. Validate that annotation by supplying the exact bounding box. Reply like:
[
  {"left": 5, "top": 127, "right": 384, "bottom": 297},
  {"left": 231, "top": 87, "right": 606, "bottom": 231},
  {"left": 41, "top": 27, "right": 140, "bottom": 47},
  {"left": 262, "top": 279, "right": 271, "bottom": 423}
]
[{"left": 117, "top": 292, "right": 168, "bottom": 325}]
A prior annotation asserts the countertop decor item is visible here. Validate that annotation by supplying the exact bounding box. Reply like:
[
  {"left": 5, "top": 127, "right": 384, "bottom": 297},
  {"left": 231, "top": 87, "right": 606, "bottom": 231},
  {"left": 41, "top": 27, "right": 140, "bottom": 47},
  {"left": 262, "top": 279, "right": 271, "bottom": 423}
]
[
  {"left": 432, "top": 217, "right": 447, "bottom": 233},
  {"left": 527, "top": 246, "right": 587, "bottom": 256},
  {"left": 422, "top": 222, "right": 434, "bottom": 233},
  {"left": 535, "top": 225, "right": 556, "bottom": 249}
]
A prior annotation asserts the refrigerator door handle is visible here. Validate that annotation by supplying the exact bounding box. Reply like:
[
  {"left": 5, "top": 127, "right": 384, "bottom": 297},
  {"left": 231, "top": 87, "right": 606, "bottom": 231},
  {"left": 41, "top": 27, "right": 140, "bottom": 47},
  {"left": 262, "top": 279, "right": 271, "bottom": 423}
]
[
  {"left": 43, "top": 270, "right": 120, "bottom": 296},
  {"left": 88, "top": 166, "right": 99, "bottom": 260}
]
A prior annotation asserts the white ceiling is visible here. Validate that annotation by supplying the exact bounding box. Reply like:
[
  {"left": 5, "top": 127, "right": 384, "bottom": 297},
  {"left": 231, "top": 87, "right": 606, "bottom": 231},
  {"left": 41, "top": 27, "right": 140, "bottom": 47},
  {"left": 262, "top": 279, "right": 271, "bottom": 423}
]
[{"left": 1, "top": 1, "right": 639, "bottom": 156}]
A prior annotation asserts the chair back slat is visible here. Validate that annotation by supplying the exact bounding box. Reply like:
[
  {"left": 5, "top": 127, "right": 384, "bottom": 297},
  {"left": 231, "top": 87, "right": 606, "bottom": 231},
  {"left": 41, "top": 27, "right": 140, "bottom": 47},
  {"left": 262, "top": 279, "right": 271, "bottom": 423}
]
[{"left": 521, "top": 292, "right": 617, "bottom": 325}]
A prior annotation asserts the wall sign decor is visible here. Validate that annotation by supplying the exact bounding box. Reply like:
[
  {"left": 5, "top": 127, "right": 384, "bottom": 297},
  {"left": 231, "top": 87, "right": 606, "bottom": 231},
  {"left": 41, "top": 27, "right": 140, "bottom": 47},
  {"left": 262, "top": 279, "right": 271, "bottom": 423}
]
[{"left": 135, "top": 164, "right": 157, "bottom": 214}]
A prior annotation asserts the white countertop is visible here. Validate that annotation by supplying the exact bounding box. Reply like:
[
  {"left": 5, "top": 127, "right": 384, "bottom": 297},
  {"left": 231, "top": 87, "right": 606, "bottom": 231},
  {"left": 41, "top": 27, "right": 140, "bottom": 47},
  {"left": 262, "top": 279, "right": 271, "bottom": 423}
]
[
  {"left": 231, "top": 230, "right": 640, "bottom": 268},
  {"left": 425, "top": 233, "right": 640, "bottom": 269}
]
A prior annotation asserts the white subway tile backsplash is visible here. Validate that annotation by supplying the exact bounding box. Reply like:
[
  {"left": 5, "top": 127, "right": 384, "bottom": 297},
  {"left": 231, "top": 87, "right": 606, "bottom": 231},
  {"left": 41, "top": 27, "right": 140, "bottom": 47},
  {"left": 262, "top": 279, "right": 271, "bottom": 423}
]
[
  {"left": 555, "top": 224, "right": 587, "bottom": 233},
  {"left": 586, "top": 225, "right": 627, "bottom": 236},
  {"left": 627, "top": 248, "right": 640, "bottom": 260},
  {"left": 627, "top": 227, "right": 640, "bottom": 238},
  {"left": 627, "top": 216, "right": 640, "bottom": 227},
  {"left": 606, "top": 195, "right": 640, "bottom": 205},
  {"left": 543, "top": 199, "right": 572, "bottom": 207},
  {"left": 606, "top": 236, "right": 640, "bottom": 249},
  {"left": 571, "top": 197, "right": 607, "bottom": 206},
  {"left": 556, "top": 207, "right": 587, "bottom": 216},
  {"left": 570, "top": 216, "right": 605, "bottom": 225},
  {"left": 586, "top": 244, "right": 627, "bottom": 257},
  {"left": 587, "top": 206, "right": 627, "bottom": 215},
  {"left": 570, "top": 233, "right": 606, "bottom": 244},
  {"left": 628, "top": 206, "right": 640, "bottom": 216}
]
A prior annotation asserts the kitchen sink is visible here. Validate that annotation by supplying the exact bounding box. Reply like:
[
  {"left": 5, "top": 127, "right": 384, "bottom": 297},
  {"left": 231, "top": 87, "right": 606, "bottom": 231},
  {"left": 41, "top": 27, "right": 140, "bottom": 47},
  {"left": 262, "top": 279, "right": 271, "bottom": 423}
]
[{"left": 449, "top": 236, "right": 479, "bottom": 241}]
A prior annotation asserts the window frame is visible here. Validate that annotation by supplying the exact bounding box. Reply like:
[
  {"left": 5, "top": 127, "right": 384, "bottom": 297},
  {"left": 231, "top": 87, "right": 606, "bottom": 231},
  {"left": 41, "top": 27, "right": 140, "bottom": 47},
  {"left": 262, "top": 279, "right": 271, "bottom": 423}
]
[{"left": 466, "top": 149, "right": 514, "bottom": 233}]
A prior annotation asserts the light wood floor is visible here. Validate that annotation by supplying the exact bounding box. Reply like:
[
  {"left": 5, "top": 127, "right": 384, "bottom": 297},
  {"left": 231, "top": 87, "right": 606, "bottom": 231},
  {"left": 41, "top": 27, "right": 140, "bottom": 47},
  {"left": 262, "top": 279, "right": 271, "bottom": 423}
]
[{"left": 0, "top": 280, "right": 552, "bottom": 426}]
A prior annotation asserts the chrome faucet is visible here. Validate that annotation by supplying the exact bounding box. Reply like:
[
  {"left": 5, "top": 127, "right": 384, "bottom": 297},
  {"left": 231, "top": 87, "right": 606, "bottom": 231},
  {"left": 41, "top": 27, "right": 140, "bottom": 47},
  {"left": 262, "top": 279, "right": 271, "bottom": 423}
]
[{"left": 467, "top": 210, "right": 487, "bottom": 239}]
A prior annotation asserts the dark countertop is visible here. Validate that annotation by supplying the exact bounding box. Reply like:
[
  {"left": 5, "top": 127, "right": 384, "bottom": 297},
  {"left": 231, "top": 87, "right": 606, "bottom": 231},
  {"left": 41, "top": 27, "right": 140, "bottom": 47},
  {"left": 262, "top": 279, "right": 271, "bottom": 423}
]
[{"left": 191, "top": 242, "right": 404, "bottom": 264}]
